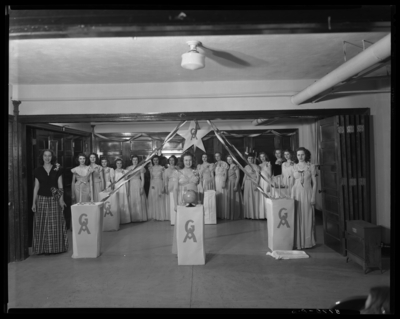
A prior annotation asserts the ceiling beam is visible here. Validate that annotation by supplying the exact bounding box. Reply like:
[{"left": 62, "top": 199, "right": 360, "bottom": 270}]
[
  {"left": 17, "top": 109, "right": 370, "bottom": 124},
  {"left": 8, "top": 7, "right": 391, "bottom": 40}
]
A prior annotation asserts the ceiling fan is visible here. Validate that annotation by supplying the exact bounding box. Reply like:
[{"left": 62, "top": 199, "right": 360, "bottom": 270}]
[{"left": 181, "top": 40, "right": 263, "bottom": 70}]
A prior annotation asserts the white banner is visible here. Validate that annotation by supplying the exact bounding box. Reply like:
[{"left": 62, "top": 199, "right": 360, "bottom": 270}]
[
  {"left": 204, "top": 190, "right": 217, "bottom": 225},
  {"left": 266, "top": 198, "right": 295, "bottom": 251},
  {"left": 71, "top": 202, "right": 104, "bottom": 258},
  {"left": 176, "top": 205, "right": 206, "bottom": 265},
  {"left": 99, "top": 191, "right": 120, "bottom": 232}
]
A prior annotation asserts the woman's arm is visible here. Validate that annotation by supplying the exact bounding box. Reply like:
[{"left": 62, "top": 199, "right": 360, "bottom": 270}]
[
  {"left": 31, "top": 178, "right": 40, "bottom": 212},
  {"left": 89, "top": 173, "right": 93, "bottom": 202},
  {"left": 71, "top": 174, "right": 76, "bottom": 202},
  {"left": 140, "top": 171, "right": 145, "bottom": 195},
  {"left": 99, "top": 167, "right": 105, "bottom": 191},
  {"left": 234, "top": 167, "right": 240, "bottom": 191},
  {"left": 311, "top": 164, "right": 317, "bottom": 205},
  {"left": 58, "top": 175, "right": 67, "bottom": 210},
  {"left": 173, "top": 175, "right": 179, "bottom": 212}
]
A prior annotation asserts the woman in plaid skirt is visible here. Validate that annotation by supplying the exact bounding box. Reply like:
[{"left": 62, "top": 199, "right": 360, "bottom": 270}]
[{"left": 31, "top": 149, "right": 68, "bottom": 254}]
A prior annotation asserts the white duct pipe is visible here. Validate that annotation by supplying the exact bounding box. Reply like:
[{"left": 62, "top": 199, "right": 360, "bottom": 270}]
[{"left": 291, "top": 33, "right": 391, "bottom": 105}]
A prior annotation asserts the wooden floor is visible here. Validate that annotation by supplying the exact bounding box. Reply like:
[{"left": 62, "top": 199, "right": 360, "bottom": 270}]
[{"left": 7, "top": 217, "right": 390, "bottom": 312}]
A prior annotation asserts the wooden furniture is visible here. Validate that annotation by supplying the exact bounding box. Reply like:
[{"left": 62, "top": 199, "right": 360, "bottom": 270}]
[{"left": 345, "top": 220, "right": 382, "bottom": 274}]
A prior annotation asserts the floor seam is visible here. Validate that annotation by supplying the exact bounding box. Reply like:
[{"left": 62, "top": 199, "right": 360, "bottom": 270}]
[{"left": 190, "top": 265, "right": 194, "bottom": 308}]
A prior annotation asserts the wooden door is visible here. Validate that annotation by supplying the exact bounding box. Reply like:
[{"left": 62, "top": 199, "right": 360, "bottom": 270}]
[
  {"left": 319, "top": 116, "right": 346, "bottom": 255},
  {"left": 319, "top": 114, "right": 370, "bottom": 256},
  {"left": 8, "top": 118, "right": 29, "bottom": 262}
]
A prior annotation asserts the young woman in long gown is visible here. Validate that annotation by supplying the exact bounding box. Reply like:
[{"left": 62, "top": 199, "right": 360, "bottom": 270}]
[
  {"left": 114, "top": 158, "right": 131, "bottom": 224},
  {"left": 31, "top": 149, "right": 68, "bottom": 254},
  {"left": 173, "top": 153, "right": 200, "bottom": 211},
  {"left": 71, "top": 153, "right": 92, "bottom": 203},
  {"left": 88, "top": 153, "right": 104, "bottom": 202},
  {"left": 172, "top": 153, "right": 200, "bottom": 255},
  {"left": 282, "top": 149, "right": 295, "bottom": 198},
  {"left": 226, "top": 155, "right": 243, "bottom": 220},
  {"left": 258, "top": 152, "right": 272, "bottom": 219},
  {"left": 214, "top": 152, "right": 229, "bottom": 219},
  {"left": 271, "top": 149, "right": 284, "bottom": 198},
  {"left": 241, "top": 153, "right": 260, "bottom": 219},
  {"left": 291, "top": 147, "right": 317, "bottom": 249},
  {"left": 164, "top": 155, "right": 178, "bottom": 222},
  {"left": 101, "top": 158, "right": 115, "bottom": 191},
  {"left": 197, "top": 153, "right": 215, "bottom": 203},
  {"left": 147, "top": 155, "right": 167, "bottom": 221},
  {"left": 126, "top": 155, "right": 148, "bottom": 222}
]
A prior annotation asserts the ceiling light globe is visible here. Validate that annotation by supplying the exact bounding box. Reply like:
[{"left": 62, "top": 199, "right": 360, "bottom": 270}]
[{"left": 181, "top": 51, "right": 205, "bottom": 70}]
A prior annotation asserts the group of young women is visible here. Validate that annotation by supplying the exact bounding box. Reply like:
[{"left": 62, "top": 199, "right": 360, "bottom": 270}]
[
  {"left": 241, "top": 148, "right": 317, "bottom": 249},
  {"left": 31, "top": 146, "right": 317, "bottom": 255}
]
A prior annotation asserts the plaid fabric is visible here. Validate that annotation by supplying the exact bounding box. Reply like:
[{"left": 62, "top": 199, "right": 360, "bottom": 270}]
[{"left": 32, "top": 195, "right": 69, "bottom": 254}]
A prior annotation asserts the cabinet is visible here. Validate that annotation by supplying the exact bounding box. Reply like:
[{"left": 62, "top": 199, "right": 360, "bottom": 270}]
[{"left": 345, "top": 220, "right": 382, "bottom": 274}]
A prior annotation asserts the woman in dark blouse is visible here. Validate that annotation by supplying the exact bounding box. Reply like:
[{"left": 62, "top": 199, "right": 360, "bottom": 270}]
[{"left": 31, "top": 149, "right": 68, "bottom": 254}]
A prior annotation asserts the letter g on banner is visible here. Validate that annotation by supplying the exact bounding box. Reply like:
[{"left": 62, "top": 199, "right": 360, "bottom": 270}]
[
  {"left": 78, "top": 213, "right": 91, "bottom": 234},
  {"left": 277, "top": 208, "right": 290, "bottom": 228},
  {"left": 183, "top": 220, "right": 197, "bottom": 243}
]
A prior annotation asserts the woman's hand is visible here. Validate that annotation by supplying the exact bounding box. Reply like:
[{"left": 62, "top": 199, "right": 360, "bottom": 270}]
[
  {"left": 174, "top": 205, "right": 177, "bottom": 212},
  {"left": 311, "top": 199, "right": 315, "bottom": 205},
  {"left": 31, "top": 203, "right": 36, "bottom": 213},
  {"left": 233, "top": 186, "right": 238, "bottom": 192},
  {"left": 59, "top": 199, "right": 67, "bottom": 211},
  {"left": 140, "top": 187, "right": 144, "bottom": 195}
]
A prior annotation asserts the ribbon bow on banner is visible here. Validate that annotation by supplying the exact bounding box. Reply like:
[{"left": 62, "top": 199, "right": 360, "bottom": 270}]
[{"left": 99, "top": 121, "right": 187, "bottom": 203}]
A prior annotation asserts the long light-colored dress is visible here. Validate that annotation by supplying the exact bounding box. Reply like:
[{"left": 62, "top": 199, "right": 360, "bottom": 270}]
[
  {"left": 71, "top": 166, "right": 91, "bottom": 203},
  {"left": 197, "top": 162, "right": 215, "bottom": 203},
  {"left": 164, "top": 166, "right": 178, "bottom": 221},
  {"left": 126, "top": 165, "right": 148, "bottom": 222},
  {"left": 258, "top": 161, "right": 272, "bottom": 219},
  {"left": 114, "top": 169, "right": 131, "bottom": 224},
  {"left": 282, "top": 161, "right": 295, "bottom": 198},
  {"left": 147, "top": 165, "right": 167, "bottom": 220},
  {"left": 291, "top": 163, "right": 317, "bottom": 249},
  {"left": 214, "top": 161, "right": 229, "bottom": 219},
  {"left": 103, "top": 167, "right": 115, "bottom": 190},
  {"left": 89, "top": 164, "right": 103, "bottom": 202},
  {"left": 226, "top": 164, "right": 243, "bottom": 220},
  {"left": 243, "top": 164, "right": 260, "bottom": 219}
]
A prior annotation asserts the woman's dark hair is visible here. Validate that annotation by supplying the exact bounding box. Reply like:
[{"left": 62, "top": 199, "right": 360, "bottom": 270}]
[
  {"left": 114, "top": 158, "right": 124, "bottom": 168},
  {"left": 151, "top": 155, "right": 160, "bottom": 165},
  {"left": 130, "top": 154, "right": 139, "bottom": 161},
  {"left": 259, "top": 152, "right": 269, "bottom": 161},
  {"left": 75, "top": 153, "right": 88, "bottom": 165},
  {"left": 361, "top": 286, "right": 390, "bottom": 314},
  {"left": 167, "top": 155, "right": 178, "bottom": 167},
  {"left": 88, "top": 152, "right": 100, "bottom": 164},
  {"left": 283, "top": 149, "right": 293, "bottom": 161},
  {"left": 38, "top": 149, "right": 57, "bottom": 165},
  {"left": 100, "top": 157, "right": 108, "bottom": 166},
  {"left": 274, "top": 149, "right": 282, "bottom": 158},
  {"left": 295, "top": 147, "right": 311, "bottom": 163},
  {"left": 178, "top": 152, "right": 196, "bottom": 169},
  {"left": 246, "top": 152, "right": 255, "bottom": 159}
]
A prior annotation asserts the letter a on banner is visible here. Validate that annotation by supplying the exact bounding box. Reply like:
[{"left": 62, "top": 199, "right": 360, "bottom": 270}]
[
  {"left": 78, "top": 213, "right": 91, "bottom": 234},
  {"left": 277, "top": 208, "right": 290, "bottom": 228},
  {"left": 183, "top": 220, "right": 197, "bottom": 243}
]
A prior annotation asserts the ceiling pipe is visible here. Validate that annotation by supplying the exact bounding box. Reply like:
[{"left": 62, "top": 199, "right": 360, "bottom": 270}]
[{"left": 291, "top": 33, "right": 391, "bottom": 105}]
